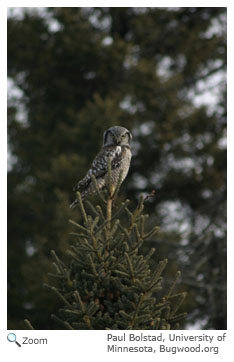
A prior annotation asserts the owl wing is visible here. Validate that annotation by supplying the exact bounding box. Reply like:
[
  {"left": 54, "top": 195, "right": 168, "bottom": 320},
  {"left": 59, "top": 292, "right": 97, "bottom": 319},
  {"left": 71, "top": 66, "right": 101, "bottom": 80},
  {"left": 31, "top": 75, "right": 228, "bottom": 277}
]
[{"left": 73, "top": 146, "right": 122, "bottom": 192}]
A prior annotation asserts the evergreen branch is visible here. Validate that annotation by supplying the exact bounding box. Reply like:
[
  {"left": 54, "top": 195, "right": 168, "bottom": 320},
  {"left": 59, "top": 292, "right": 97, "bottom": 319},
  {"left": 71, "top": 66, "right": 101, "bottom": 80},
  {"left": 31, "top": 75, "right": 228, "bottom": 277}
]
[
  {"left": 70, "top": 232, "right": 87, "bottom": 238},
  {"left": 164, "top": 306, "right": 171, "bottom": 320},
  {"left": 24, "top": 319, "right": 35, "bottom": 330},
  {"left": 50, "top": 250, "right": 66, "bottom": 275},
  {"left": 128, "top": 293, "right": 144, "bottom": 328},
  {"left": 111, "top": 169, "right": 124, "bottom": 201},
  {"left": 103, "top": 247, "right": 119, "bottom": 265},
  {"left": 107, "top": 157, "right": 112, "bottom": 196},
  {"left": 51, "top": 262, "right": 63, "bottom": 275},
  {"left": 117, "top": 223, "right": 133, "bottom": 245},
  {"left": 144, "top": 247, "right": 156, "bottom": 262},
  {"left": 98, "top": 268, "right": 111, "bottom": 279},
  {"left": 116, "top": 320, "right": 129, "bottom": 328},
  {"left": 123, "top": 241, "right": 129, "bottom": 252},
  {"left": 47, "top": 273, "right": 66, "bottom": 279},
  {"left": 119, "top": 310, "right": 132, "bottom": 321},
  {"left": 79, "top": 239, "right": 96, "bottom": 252},
  {"left": 73, "top": 290, "right": 86, "bottom": 314},
  {"left": 85, "top": 301, "right": 100, "bottom": 316},
  {"left": 147, "top": 259, "right": 168, "bottom": 292},
  {"left": 169, "top": 312, "right": 187, "bottom": 323},
  {"left": 169, "top": 292, "right": 187, "bottom": 317},
  {"left": 143, "top": 226, "right": 160, "bottom": 240},
  {"left": 128, "top": 230, "right": 145, "bottom": 253},
  {"left": 94, "top": 218, "right": 112, "bottom": 237},
  {"left": 86, "top": 200, "right": 100, "bottom": 216},
  {"left": 167, "top": 271, "right": 181, "bottom": 298},
  {"left": 104, "top": 252, "right": 116, "bottom": 265},
  {"left": 51, "top": 314, "right": 67, "bottom": 328},
  {"left": 70, "top": 219, "right": 98, "bottom": 249},
  {"left": 136, "top": 194, "right": 145, "bottom": 215},
  {"left": 64, "top": 321, "right": 74, "bottom": 330},
  {"left": 112, "top": 200, "right": 130, "bottom": 218},
  {"left": 126, "top": 195, "right": 145, "bottom": 234},
  {"left": 71, "top": 322, "right": 91, "bottom": 329},
  {"left": 67, "top": 245, "right": 88, "bottom": 261},
  {"left": 161, "top": 320, "right": 171, "bottom": 330},
  {"left": 114, "top": 269, "right": 130, "bottom": 277},
  {"left": 69, "top": 219, "right": 88, "bottom": 233},
  {"left": 151, "top": 318, "right": 161, "bottom": 330},
  {"left": 134, "top": 255, "right": 148, "bottom": 274},
  {"left": 62, "top": 309, "right": 82, "bottom": 317},
  {"left": 125, "top": 206, "right": 133, "bottom": 224},
  {"left": 94, "top": 201, "right": 130, "bottom": 239},
  {"left": 125, "top": 252, "right": 135, "bottom": 282},
  {"left": 134, "top": 313, "right": 152, "bottom": 324},
  {"left": 109, "top": 219, "right": 120, "bottom": 238},
  {"left": 70, "top": 240, "right": 102, "bottom": 266},
  {"left": 134, "top": 278, "right": 147, "bottom": 291},
  {"left": 87, "top": 231, "right": 98, "bottom": 249},
  {"left": 135, "top": 262, "right": 150, "bottom": 275},
  {"left": 91, "top": 216, "right": 100, "bottom": 232},
  {"left": 110, "top": 275, "right": 127, "bottom": 290},
  {"left": 83, "top": 315, "right": 93, "bottom": 329},
  {"left": 87, "top": 214, "right": 93, "bottom": 227},
  {"left": 113, "top": 261, "right": 127, "bottom": 273},
  {"left": 106, "top": 158, "right": 114, "bottom": 244},
  {"left": 133, "top": 223, "right": 141, "bottom": 242},
  {"left": 139, "top": 215, "right": 145, "bottom": 237},
  {"left": 91, "top": 174, "right": 106, "bottom": 204},
  {"left": 107, "top": 233, "right": 125, "bottom": 254},
  {"left": 81, "top": 270, "right": 98, "bottom": 280},
  {"left": 96, "top": 205, "right": 105, "bottom": 222},
  {"left": 76, "top": 191, "right": 88, "bottom": 225},
  {"left": 46, "top": 285, "right": 73, "bottom": 308},
  {"left": 88, "top": 254, "right": 98, "bottom": 277},
  {"left": 106, "top": 195, "right": 112, "bottom": 242},
  {"left": 153, "top": 300, "right": 171, "bottom": 312},
  {"left": 172, "top": 323, "right": 180, "bottom": 330}
]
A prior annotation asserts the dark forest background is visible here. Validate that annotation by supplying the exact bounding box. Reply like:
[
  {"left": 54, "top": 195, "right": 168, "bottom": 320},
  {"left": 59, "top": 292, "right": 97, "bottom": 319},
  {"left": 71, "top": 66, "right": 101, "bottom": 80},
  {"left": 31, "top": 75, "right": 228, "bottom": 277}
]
[{"left": 7, "top": 7, "right": 226, "bottom": 330}]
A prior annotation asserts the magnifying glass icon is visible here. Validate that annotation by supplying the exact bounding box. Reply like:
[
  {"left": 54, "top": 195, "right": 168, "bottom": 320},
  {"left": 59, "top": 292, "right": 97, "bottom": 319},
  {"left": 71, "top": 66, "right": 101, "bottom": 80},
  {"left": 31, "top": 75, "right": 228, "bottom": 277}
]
[{"left": 7, "top": 333, "right": 21, "bottom": 347}]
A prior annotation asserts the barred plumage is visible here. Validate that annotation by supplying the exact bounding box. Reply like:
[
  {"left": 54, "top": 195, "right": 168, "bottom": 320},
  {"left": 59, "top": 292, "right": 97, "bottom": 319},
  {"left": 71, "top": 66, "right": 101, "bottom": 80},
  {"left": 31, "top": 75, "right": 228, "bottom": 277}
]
[{"left": 70, "top": 126, "right": 132, "bottom": 208}]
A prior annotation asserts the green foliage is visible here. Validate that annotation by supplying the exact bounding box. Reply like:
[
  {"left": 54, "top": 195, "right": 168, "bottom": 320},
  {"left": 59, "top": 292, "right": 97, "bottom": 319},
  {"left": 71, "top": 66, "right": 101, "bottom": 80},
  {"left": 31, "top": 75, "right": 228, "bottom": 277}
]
[
  {"left": 45, "top": 170, "right": 186, "bottom": 330},
  {"left": 7, "top": 7, "right": 226, "bottom": 330}
]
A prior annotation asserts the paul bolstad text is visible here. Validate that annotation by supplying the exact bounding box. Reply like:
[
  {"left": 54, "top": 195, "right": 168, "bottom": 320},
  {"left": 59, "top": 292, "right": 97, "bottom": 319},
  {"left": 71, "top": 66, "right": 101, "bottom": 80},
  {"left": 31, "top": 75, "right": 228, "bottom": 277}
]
[{"left": 106, "top": 332, "right": 225, "bottom": 355}]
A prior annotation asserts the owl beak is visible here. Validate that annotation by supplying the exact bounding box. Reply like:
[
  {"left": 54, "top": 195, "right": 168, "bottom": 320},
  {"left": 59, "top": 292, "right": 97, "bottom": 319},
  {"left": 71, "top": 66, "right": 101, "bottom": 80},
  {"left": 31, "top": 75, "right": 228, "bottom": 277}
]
[{"left": 116, "top": 137, "right": 122, "bottom": 145}]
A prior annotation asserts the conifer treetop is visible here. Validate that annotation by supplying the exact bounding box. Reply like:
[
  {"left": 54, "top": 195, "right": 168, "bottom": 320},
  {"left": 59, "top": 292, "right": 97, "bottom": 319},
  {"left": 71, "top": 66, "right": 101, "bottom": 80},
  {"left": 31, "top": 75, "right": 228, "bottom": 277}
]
[{"left": 45, "top": 162, "right": 187, "bottom": 330}]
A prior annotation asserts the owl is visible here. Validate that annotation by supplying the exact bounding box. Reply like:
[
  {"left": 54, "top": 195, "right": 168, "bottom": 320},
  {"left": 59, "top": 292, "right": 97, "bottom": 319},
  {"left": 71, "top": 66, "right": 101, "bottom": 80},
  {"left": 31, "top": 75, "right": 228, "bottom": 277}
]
[{"left": 70, "top": 126, "right": 132, "bottom": 208}]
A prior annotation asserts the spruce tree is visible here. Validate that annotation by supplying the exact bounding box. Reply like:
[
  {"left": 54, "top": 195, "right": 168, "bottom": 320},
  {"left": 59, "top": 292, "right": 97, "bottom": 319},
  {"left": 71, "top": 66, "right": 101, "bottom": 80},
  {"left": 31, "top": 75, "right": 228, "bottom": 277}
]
[{"left": 44, "top": 163, "right": 186, "bottom": 330}]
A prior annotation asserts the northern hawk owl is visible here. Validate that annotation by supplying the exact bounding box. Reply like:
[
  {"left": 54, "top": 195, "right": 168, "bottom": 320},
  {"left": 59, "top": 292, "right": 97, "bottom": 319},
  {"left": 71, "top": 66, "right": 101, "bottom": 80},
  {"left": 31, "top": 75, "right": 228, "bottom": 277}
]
[{"left": 70, "top": 126, "right": 132, "bottom": 208}]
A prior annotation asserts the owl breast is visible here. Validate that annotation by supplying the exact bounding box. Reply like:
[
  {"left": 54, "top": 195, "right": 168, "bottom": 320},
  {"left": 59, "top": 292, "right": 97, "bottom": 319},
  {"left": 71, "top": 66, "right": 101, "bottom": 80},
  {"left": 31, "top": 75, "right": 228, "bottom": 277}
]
[{"left": 106, "top": 145, "right": 132, "bottom": 186}]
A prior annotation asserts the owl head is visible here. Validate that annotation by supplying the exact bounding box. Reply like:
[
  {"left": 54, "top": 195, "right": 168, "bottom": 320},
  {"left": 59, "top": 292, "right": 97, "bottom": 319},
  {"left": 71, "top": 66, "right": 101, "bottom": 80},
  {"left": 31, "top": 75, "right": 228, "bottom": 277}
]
[{"left": 103, "top": 126, "right": 132, "bottom": 147}]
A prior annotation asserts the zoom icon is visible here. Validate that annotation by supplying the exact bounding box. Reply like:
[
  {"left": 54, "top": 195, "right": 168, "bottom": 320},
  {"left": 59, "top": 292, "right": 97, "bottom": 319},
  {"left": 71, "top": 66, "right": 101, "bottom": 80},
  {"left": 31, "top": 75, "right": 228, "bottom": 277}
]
[{"left": 7, "top": 333, "right": 21, "bottom": 347}]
